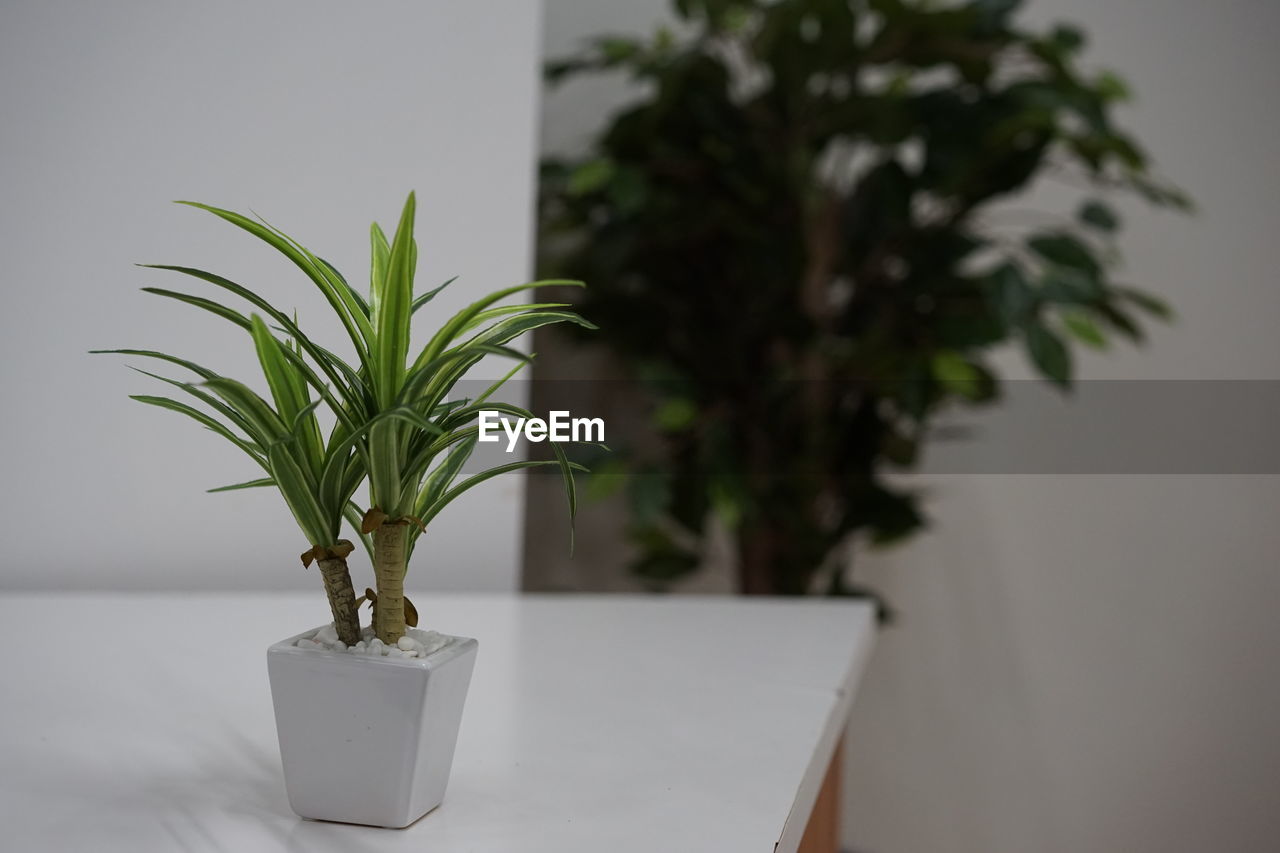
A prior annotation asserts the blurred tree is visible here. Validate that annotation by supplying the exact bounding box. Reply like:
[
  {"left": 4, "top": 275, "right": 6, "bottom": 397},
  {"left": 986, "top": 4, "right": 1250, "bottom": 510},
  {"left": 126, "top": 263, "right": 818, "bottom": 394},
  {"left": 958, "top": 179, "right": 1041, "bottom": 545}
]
[{"left": 538, "top": 0, "right": 1188, "bottom": 609}]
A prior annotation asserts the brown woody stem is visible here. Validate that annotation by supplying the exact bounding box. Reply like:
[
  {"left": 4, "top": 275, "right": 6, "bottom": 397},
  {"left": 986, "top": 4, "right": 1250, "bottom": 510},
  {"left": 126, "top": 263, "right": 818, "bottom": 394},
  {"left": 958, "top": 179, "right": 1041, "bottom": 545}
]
[
  {"left": 373, "top": 521, "right": 410, "bottom": 644},
  {"left": 317, "top": 556, "right": 361, "bottom": 645}
]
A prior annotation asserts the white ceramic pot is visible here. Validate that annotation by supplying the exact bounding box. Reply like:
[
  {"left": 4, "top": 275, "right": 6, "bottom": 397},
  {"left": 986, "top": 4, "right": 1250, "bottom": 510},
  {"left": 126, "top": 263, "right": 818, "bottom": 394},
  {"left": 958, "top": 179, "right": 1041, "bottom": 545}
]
[{"left": 266, "top": 627, "right": 478, "bottom": 828}]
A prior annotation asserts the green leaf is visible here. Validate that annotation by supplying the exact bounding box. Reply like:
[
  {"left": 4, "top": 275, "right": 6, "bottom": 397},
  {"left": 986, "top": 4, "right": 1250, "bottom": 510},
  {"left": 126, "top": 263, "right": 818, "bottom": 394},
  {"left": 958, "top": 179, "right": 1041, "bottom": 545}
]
[
  {"left": 987, "top": 263, "right": 1033, "bottom": 324},
  {"left": 474, "top": 355, "right": 534, "bottom": 407},
  {"left": 627, "top": 472, "right": 669, "bottom": 527},
  {"left": 1061, "top": 312, "right": 1107, "bottom": 349},
  {"left": 1117, "top": 287, "right": 1174, "bottom": 320},
  {"left": 584, "top": 457, "right": 628, "bottom": 502},
  {"left": 94, "top": 348, "right": 268, "bottom": 443},
  {"left": 367, "top": 418, "right": 404, "bottom": 515},
  {"left": 249, "top": 315, "right": 308, "bottom": 428},
  {"left": 260, "top": 217, "right": 374, "bottom": 336},
  {"left": 1097, "top": 302, "right": 1145, "bottom": 342},
  {"left": 1027, "top": 233, "right": 1102, "bottom": 277},
  {"left": 119, "top": 363, "right": 260, "bottom": 441},
  {"left": 1095, "top": 70, "right": 1131, "bottom": 102},
  {"left": 202, "top": 377, "right": 290, "bottom": 443},
  {"left": 373, "top": 192, "right": 417, "bottom": 406},
  {"left": 356, "top": 407, "right": 449, "bottom": 516},
  {"left": 137, "top": 264, "right": 364, "bottom": 411},
  {"left": 398, "top": 343, "right": 529, "bottom": 415},
  {"left": 377, "top": 405, "right": 446, "bottom": 437},
  {"left": 417, "top": 458, "right": 586, "bottom": 529},
  {"left": 461, "top": 302, "right": 575, "bottom": 335},
  {"left": 317, "top": 256, "right": 368, "bottom": 316},
  {"left": 91, "top": 347, "right": 219, "bottom": 380},
  {"left": 1041, "top": 266, "right": 1103, "bottom": 304},
  {"left": 1129, "top": 174, "right": 1194, "bottom": 212},
  {"left": 1078, "top": 200, "right": 1120, "bottom": 232},
  {"left": 208, "top": 477, "right": 275, "bottom": 493},
  {"left": 129, "top": 394, "right": 266, "bottom": 464},
  {"left": 399, "top": 425, "right": 483, "bottom": 494},
  {"left": 974, "top": 0, "right": 1022, "bottom": 25},
  {"left": 411, "top": 280, "right": 585, "bottom": 372},
  {"left": 369, "top": 222, "right": 390, "bottom": 321},
  {"left": 411, "top": 276, "right": 458, "bottom": 315},
  {"left": 317, "top": 438, "right": 358, "bottom": 522},
  {"left": 551, "top": 440, "right": 580, "bottom": 554},
  {"left": 413, "top": 435, "right": 479, "bottom": 523},
  {"left": 930, "top": 351, "right": 983, "bottom": 398},
  {"left": 1024, "top": 321, "right": 1072, "bottom": 386},
  {"left": 568, "top": 159, "right": 615, "bottom": 196},
  {"left": 654, "top": 398, "right": 697, "bottom": 431},
  {"left": 140, "top": 287, "right": 251, "bottom": 330},
  {"left": 176, "top": 201, "right": 372, "bottom": 360},
  {"left": 288, "top": 396, "right": 325, "bottom": 443},
  {"left": 437, "top": 399, "right": 533, "bottom": 434},
  {"left": 597, "top": 37, "right": 640, "bottom": 62},
  {"left": 266, "top": 442, "right": 331, "bottom": 545},
  {"left": 1051, "top": 23, "right": 1085, "bottom": 52},
  {"left": 465, "top": 309, "right": 598, "bottom": 351},
  {"left": 407, "top": 331, "right": 563, "bottom": 416}
]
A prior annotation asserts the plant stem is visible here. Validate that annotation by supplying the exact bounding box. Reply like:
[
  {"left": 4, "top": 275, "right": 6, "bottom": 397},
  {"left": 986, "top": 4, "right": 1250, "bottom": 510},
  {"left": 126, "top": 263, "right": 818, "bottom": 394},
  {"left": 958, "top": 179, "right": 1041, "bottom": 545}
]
[
  {"left": 317, "top": 556, "right": 361, "bottom": 645},
  {"left": 373, "top": 521, "right": 410, "bottom": 644}
]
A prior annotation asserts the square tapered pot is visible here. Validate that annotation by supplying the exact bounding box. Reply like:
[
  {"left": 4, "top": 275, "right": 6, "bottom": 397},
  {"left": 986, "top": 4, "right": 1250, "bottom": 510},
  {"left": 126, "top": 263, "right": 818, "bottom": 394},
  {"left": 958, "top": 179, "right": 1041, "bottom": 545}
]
[{"left": 267, "top": 627, "right": 478, "bottom": 828}]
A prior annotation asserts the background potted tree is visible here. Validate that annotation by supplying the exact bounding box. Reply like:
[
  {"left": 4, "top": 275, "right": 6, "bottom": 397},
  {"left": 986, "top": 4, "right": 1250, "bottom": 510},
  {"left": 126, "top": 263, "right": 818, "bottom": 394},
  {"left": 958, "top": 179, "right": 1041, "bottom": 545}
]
[
  {"left": 98, "top": 192, "right": 591, "bottom": 827},
  {"left": 536, "top": 0, "right": 1188, "bottom": 608}
]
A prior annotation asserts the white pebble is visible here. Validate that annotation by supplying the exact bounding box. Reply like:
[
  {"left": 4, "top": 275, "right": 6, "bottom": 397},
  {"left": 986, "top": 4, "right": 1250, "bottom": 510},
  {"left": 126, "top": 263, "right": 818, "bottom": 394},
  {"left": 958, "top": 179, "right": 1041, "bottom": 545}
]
[
  {"left": 413, "top": 631, "right": 449, "bottom": 656},
  {"left": 293, "top": 626, "right": 451, "bottom": 658}
]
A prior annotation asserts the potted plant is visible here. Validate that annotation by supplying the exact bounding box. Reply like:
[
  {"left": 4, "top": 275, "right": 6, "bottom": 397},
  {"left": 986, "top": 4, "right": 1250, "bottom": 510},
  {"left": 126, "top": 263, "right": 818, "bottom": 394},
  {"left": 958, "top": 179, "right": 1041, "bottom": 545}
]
[
  {"left": 537, "top": 0, "right": 1188, "bottom": 607},
  {"left": 97, "top": 192, "right": 591, "bottom": 827}
]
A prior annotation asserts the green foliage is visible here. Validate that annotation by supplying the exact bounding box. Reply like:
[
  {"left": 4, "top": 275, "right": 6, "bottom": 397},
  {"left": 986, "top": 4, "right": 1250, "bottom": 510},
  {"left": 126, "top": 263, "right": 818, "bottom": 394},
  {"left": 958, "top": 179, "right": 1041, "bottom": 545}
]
[
  {"left": 539, "top": 0, "right": 1187, "bottom": 597},
  {"left": 99, "top": 193, "right": 591, "bottom": 568}
]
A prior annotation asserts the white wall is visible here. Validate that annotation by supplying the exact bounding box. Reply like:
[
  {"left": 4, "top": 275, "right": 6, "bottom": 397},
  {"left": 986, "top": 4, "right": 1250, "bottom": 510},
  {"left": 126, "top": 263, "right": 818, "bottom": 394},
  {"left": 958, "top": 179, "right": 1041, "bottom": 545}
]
[
  {"left": 541, "top": 1, "right": 1280, "bottom": 851},
  {"left": 0, "top": 1, "right": 544, "bottom": 593}
]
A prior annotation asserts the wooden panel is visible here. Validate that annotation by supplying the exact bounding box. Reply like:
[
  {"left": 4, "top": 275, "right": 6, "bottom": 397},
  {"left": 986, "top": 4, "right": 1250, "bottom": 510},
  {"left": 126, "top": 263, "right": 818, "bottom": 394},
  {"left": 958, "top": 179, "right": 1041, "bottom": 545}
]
[{"left": 797, "top": 737, "right": 843, "bottom": 853}]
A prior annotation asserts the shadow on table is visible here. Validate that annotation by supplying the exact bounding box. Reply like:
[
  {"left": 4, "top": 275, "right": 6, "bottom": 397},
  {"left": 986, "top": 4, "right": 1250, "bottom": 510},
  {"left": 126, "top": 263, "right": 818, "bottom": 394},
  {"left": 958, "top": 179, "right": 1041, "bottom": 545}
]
[
  {"left": 138, "top": 721, "right": 394, "bottom": 853},
  {"left": 68, "top": 659, "right": 393, "bottom": 853}
]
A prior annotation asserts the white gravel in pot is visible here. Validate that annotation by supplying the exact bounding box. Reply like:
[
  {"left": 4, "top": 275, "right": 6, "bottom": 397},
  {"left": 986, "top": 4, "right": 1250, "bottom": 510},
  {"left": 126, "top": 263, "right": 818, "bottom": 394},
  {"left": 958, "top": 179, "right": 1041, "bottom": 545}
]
[{"left": 294, "top": 624, "right": 452, "bottom": 659}]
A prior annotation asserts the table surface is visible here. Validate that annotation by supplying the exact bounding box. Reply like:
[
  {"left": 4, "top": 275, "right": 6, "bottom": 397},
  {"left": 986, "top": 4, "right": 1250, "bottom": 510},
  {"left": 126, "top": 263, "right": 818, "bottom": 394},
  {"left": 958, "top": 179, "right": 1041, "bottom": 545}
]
[{"left": 0, "top": 592, "right": 874, "bottom": 853}]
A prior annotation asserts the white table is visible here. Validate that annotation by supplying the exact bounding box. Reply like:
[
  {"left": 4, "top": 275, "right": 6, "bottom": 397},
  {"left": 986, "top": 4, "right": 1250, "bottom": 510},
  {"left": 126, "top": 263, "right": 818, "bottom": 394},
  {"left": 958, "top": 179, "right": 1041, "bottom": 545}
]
[{"left": 0, "top": 593, "right": 874, "bottom": 852}]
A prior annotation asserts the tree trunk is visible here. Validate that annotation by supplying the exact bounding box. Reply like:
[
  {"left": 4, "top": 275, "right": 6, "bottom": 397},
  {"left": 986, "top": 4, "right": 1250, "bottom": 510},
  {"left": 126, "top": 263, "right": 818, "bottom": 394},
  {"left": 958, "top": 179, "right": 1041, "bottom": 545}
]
[
  {"left": 317, "top": 556, "right": 361, "bottom": 645},
  {"left": 738, "top": 524, "right": 779, "bottom": 595},
  {"left": 373, "top": 521, "right": 409, "bottom": 644}
]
